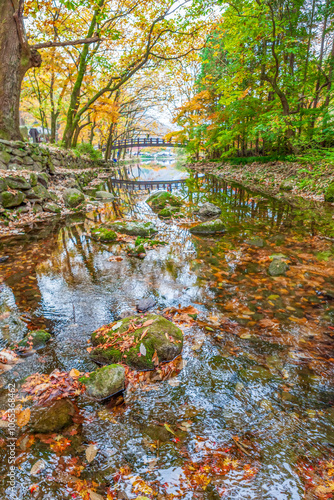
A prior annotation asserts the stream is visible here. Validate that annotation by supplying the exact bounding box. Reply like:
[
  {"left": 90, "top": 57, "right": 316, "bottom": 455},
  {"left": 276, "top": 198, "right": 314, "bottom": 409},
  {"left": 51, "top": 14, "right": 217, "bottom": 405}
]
[{"left": 1, "top": 161, "right": 334, "bottom": 499}]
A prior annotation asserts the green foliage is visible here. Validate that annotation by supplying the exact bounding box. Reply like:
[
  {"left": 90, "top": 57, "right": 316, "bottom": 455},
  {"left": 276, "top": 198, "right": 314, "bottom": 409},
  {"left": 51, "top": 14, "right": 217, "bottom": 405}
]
[{"left": 73, "top": 143, "right": 102, "bottom": 160}]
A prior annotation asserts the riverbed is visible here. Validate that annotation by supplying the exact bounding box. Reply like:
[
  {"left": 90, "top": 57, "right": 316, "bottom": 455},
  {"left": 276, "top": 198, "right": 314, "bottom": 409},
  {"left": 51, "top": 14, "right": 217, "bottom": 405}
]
[{"left": 1, "top": 163, "right": 334, "bottom": 499}]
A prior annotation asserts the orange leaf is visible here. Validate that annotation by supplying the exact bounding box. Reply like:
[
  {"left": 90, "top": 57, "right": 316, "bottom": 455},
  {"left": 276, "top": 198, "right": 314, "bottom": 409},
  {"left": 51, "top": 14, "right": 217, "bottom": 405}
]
[
  {"left": 17, "top": 408, "right": 31, "bottom": 428},
  {"left": 143, "top": 319, "right": 154, "bottom": 327}
]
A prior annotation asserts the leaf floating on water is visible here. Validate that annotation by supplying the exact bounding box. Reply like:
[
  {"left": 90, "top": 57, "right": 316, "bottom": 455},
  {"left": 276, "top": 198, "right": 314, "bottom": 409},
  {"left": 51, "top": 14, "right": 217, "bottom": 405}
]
[
  {"left": 168, "top": 378, "right": 180, "bottom": 387},
  {"left": 16, "top": 408, "right": 30, "bottom": 428},
  {"left": 88, "top": 490, "right": 104, "bottom": 500},
  {"left": 164, "top": 423, "right": 176, "bottom": 435},
  {"left": 140, "top": 343, "right": 146, "bottom": 356},
  {"left": 69, "top": 368, "right": 80, "bottom": 378},
  {"left": 30, "top": 459, "right": 45, "bottom": 475},
  {"left": 112, "top": 321, "right": 122, "bottom": 331},
  {"left": 86, "top": 444, "right": 98, "bottom": 463}
]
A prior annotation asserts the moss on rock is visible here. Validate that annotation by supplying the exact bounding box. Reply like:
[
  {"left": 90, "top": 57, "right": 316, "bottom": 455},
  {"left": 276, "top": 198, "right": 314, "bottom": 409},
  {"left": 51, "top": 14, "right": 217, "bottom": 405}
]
[
  {"left": 90, "top": 313, "right": 183, "bottom": 370},
  {"left": 147, "top": 191, "right": 182, "bottom": 210},
  {"left": 245, "top": 236, "right": 265, "bottom": 247},
  {"left": 80, "top": 364, "right": 125, "bottom": 400},
  {"left": 107, "top": 220, "right": 158, "bottom": 237},
  {"left": 325, "top": 183, "right": 334, "bottom": 203},
  {"left": 268, "top": 259, "right": 289, "bottom": 276},
  {"left": 0, "top": 190, "right": 25, "bottom": 208},
  {"left": 63, "top": 188, "right": 85, "bottom": 208},
  {"left": 189, "top": 218, "right": 226, "bottom": 235},
  {"left": 90, "top": 227, "right": 117, "bottom": 242},
  {"left": 18, "top": 329, "right": 51, "bottom": 348},
  {"left": 280, "top": 179, "right": 294, "bottom": 192},
  {"left": 29, "top": 399, "right": 75, "bottom": 433}
]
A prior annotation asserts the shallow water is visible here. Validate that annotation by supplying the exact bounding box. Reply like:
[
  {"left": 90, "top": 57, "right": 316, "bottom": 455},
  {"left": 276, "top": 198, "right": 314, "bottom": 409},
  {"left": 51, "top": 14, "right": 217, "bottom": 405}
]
[{"left": 1, "top": 167, "right": 334, "bottom": 499}]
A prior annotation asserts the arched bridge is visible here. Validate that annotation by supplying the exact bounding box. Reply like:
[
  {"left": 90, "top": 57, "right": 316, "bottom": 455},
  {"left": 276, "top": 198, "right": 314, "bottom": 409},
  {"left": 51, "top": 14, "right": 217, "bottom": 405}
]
[{"left": 110, "top": 137, "right": 186, "bottom": 151}]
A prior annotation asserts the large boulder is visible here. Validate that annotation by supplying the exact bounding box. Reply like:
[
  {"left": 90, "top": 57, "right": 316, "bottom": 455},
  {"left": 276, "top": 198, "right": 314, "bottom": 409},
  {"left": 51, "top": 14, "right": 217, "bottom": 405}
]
[
  {"left": 90, "top": 227, "right": 117, "bottom": 242},
  {"left": 90, "top": 314, "right": 183, "bottom": 370},
  {"left": 29, "top": 399, "right": 75, "bottom": 433},
  {"left": 18, "top": 329, "right": 51, "bottom": 349},
  {"left": 0, "top": 190, "right": 25, "bottom": 208},
  {"left": 147, "top": 191, "right": 182, "bottom": 211},
  {"left": 63, "top": 188, "right": 85, "bottom": 208},
  {"left": 198, "top": 202, "right": 221, "bottom": 219},
  {"left": 80, "top": 364, "right": 125, "bottom": 400},
  {"left": 189, "top": 218, "right": 226, "bottom": 235},
  {"left": 107, "top": 220, "right": 158, "bottom": 237}
]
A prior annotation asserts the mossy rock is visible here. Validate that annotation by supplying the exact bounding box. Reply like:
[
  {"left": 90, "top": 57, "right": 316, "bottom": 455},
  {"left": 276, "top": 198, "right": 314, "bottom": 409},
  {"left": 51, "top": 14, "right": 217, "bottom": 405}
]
[
  {"left": 37, "top": 172, "right": 49, "bottom": 188},
  {"left": 30, "top": 173, "right": 38, "bottom": 187},
  {"left": 268, "top": 259, "right": 289, "bottom": 276},
  {"left": 43, "top": 202, "right": 61, "bottom": 214},
  {"left": 95, "top": 190, "right": 114, "bottom": 200},
  {"left": 63, "top": 188, "right": 85, "bottom": 208},
  {"left": 189, "top": 218, "right": 226, "bottom": 235},
  {"left": 0, "top": 190, "right": 25, "bottom": 208},
  {"left": 79, "top": 364, "right": 125, "bottom": 400},
  {"left": 18, "top": 329, "right": 51, "bottom": 348},
  {"left": 0, "top": 177, "right": 7, "bottom": 192},
  {"left": 90, "top": 227, "right": 117, "bottom": 242},
  {"left": 146, "top": 191, "right": 182, "bottom": 210},
  {"left": 245, "top": 236, "right": 265, "bottom": 247},
  {"left": 158, "top": 207, "right": 180, "bottom": 218},
  {"left": 6, "top": 176, "right": 31, "bottom": 191},
  {"left": 32, "top": 184, "right": 52, "bottom": 201},
  {"left": 90, "top": 313, "right": 183, "bottom": 370},
  {"left": 29, "top": 399, "right": 75, "bottom": 433},
  {"left": 325, "top": 183, "right": 334, "bottom": 203},
  {"left": 107, "top": 220, "right": 158, "bottom": 237},
  {"left": 198, "top": 202, "right": 221, "bottom": 218},
  {"left": 280, "top": 179, "right": 294, "bottom": 192}
]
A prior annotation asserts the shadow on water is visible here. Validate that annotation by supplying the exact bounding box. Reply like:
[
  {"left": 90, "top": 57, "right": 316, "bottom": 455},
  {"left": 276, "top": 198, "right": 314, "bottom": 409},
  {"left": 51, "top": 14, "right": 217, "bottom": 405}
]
[{"left": 1, "top": 168, "right": 334, "bottom": 499}]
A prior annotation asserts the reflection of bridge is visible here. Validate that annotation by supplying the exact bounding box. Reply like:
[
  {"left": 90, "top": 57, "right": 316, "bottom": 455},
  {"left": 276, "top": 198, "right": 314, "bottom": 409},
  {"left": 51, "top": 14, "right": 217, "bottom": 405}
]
[
  {"left": 108, "top": 178, "right": 187, "bottom": 191},
  {"left": 110, "top": 137, "right": 186, "bottom": 151}
]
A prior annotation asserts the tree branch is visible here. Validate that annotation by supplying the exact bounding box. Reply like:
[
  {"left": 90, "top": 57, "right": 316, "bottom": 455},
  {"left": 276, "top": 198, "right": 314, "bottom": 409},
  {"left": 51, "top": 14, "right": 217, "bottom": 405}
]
[{"left": 32, "top": 36, "right": 102, "bottom": 49}]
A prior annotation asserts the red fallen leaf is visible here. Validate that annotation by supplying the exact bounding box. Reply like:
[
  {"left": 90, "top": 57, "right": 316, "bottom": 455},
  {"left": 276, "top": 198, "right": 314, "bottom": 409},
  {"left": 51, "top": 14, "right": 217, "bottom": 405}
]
[
  {"left": 172, "top": 437, "right": 181, "bottom": 443},
  {"left": 29, "top": 484, "right": 38, "bottom": 493}
]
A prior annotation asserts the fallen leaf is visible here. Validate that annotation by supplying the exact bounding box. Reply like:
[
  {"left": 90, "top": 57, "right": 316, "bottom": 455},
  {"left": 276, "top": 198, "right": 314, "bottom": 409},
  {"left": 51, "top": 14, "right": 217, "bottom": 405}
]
[
  {"left": 30, "top": 459, "right": 45, "bottom": 475},
  {"left": 140, "top": 343, "right": 147, "bottom": 356},
  {"left": 86, "top": 444, "right": 98, "bottom": 463},
  {"left": 69, "top": 368, "right": 80, "bottom": 378},
  {"left": 17, "top": 408, "right": 31, "bottom": 428},
  {"left": 142, "top": 319, "right": 154, "bottom": 327},
  {"left": 112, "top": 321, "right": 122, "bottom": 331},
  {"left": 164, "top": 423, "right": 176, "bottom": 435},
  {"left": 88, "top": 490, "right": 104, "bottom": 500}
]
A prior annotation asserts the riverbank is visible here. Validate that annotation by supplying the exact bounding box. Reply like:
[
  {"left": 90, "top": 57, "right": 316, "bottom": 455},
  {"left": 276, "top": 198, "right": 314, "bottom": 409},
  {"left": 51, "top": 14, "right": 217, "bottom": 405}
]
[{"left": 189, "top": 159, "right": 334, "bottom": 204}]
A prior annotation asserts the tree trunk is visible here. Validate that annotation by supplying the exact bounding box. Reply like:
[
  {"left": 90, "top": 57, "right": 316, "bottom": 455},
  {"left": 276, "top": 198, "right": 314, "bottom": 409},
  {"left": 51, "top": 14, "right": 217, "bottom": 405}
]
[{"left": 0, "top": 0, "right": 41, "bottom": 140}]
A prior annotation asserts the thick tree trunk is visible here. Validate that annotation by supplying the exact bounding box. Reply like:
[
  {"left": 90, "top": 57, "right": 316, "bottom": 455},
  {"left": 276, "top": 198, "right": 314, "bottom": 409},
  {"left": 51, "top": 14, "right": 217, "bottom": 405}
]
[{"left": 0, "top": 0, "right": 41, "bottom": 141}]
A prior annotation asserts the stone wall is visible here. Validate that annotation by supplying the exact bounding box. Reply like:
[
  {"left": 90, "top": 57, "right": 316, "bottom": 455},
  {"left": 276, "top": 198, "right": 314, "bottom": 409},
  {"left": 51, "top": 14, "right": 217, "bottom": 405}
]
[{"left": 0, "top": 139, "right": 114, "bottom": 173}]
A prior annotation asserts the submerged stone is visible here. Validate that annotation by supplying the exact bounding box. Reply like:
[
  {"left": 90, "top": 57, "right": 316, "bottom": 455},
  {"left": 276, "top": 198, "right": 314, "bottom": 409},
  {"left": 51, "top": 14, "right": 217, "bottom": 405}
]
[
  {"left": 29, "top": 399, "right": 75, "bottom": 433},
  {"left": 80, "top": 364, "right": 125, "bottom": 400},
  {"left": 90, "top": 227, "right": 117, "bottom": 242},
  {"left": 245, "top": 236, "right": 265, "bottom": 247},
  {"left": 90, "top": 313, "right": 183, "bottom": 370},
  {"left": 189, "top": 218, "right": 226, "bottom": 235},
  {"left": 198, "top": 201, "right": 221, "bottom": 219},
  {"left": 137, "top": 297, "right": 156, "bottom": 312},
  {"left": 18, "top": 329, "right": 51, "bottom": 348},
  {"left": 147, "top": 191, "right": 182, "bottom": 210},
  {"left": 63, "top": 188, "right": 85, "bottom": 208},
  {"left": 268, "top": 259, "right": 289, "bottom": 276},
  {"left": 107, "top": 220, "right": 158, "bottom": 237}
]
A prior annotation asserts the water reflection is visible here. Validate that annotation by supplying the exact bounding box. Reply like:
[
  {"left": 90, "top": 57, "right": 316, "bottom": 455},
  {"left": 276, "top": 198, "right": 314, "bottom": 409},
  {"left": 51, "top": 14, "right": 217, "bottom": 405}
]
[{"left": 0, "top": 172, "right": 334, "bottom": 499}]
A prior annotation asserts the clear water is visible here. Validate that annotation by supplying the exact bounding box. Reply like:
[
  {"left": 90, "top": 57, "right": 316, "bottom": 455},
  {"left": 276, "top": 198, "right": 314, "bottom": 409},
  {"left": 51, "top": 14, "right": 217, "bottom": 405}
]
[{"left": 0, "top": 165, "right": 334, "bottom": 499}]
